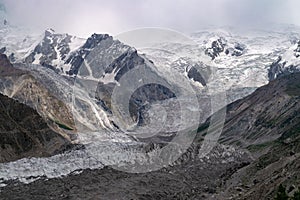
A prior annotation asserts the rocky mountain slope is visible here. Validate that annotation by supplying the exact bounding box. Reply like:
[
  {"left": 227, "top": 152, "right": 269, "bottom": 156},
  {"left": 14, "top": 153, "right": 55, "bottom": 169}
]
[
  {"left": 0, "top": 54, "right": 76, "bottom": 139},
  {"left": 0, "top": 92, "right": 72, "bottom": 163},
  {"left": 218, "top": 72, "right": 300, "bottom": 147},
  {"left": 196, "top": 72, "right": 300, "bottom": 199},
  {"left": 0, "top": 73, "right": 298, "bottom": 199}
]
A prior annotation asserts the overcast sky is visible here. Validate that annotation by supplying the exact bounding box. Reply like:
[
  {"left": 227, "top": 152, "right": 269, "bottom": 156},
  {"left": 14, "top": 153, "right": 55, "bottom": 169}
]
[{"left": 2, "top": 0, "right": 300, "bottom": 37}]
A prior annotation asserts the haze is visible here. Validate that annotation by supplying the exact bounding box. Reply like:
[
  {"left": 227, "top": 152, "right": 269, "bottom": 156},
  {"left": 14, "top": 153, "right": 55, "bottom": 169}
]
[{"left": 2, "top": 0, "right": 300, "bottom": 37}]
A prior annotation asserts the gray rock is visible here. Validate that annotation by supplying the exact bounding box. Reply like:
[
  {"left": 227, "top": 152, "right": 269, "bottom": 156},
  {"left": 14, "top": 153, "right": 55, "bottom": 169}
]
[
  {"left": 205, "top": 38, "right": 226, "bottom": 60},
  {"left": 25, "top": 29, "right": 73, "bottom": 73},
  {"left": 66, "top": 34, "right": 112, "bottom": 75},
  {"left": 0, "top": 47, "right": 5, "bottom": 54},
  {"left": 268, "top": 56, "right": 300, "bottom": 81}
]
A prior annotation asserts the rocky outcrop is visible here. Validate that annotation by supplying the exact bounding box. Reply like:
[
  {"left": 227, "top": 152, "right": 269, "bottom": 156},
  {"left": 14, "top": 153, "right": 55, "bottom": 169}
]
[
  {"left": 294, "top": 40, "right": 300, "bottom": 57},
  {"left": 186, "top": 65, "right": 207, "bottom": 86},
  {"left": 0, "top": 47, "right": 5, "bottom": 54},
  {"left": 0, "top": 93, "right": 71, "bottom": 163},
  {"left": 205, "top": 38, "right": 226, "bottom": 60},
  {"left": 268, "top": 41, "right": 300, "bottom": 81},
  {"left": 205, "top": 37, "right": 246, "bottom": 60},
  {"left": 24, "top": 31, "right": 112, "bottom": 76},
  {"left": 268, "top": 56, "right": 300, "bottom": 81},
  {"left": 224, "top": 43, "right": 246, "bottom": 57},
  {"left": 64, "top": 33, "right": 178, "bottom": 129}
]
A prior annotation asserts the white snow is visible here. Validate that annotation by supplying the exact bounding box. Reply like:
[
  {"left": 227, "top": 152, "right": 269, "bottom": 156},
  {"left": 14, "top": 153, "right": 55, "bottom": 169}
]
[
  {"left": 69, "top": 36, "right": 85, "bottom": 53},
  {"left": 281, "top": 43, "right": 300, "bottom": 66},
  {"left": 139, "top": 26, "right": 300, "bottom": 97},
  {"left": 32, "top": 53, "right": 42, "bottom": 65},
  {"left": 45, "top": 28, "right": 55, "bottom": 35},
  {"left": 0, "top": 24, "right": 300, "bottom": 187}
]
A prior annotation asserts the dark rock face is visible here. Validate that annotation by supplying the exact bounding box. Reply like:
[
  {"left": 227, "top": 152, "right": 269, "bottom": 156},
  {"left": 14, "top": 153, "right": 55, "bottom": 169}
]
[
  {"left": 95, "top": 48, "right": 177, "bottom": 125},
  {"left": 60, "top": 36, "right": 178, "bottom": 128},
  {"left": 294, "top": 40, "right": 300, "bottom": 57},
  {"left": 0, "top": 47, "right": 5, "bottom": 54},
  {"left": 0, "top": 54, "right": 25, "bottom": 77},
  {"left": 0, "top": 53, "right": 13, "bottom": 70},
  {"left": 225, "top": 43, "right": 246, "bottom": 57},
  {"left": 23, "top": 31, "right": 114, "bottom": 76},
  {"left": 0, "top": 145, "right": 251, "bottom": 200},
  {"left": 187, "top": 66, "right": 207, "bottom": 86},
  {"left": 104, "top": 49, "right": 144, "bottom": 81},
  {"left": 0, "top": 93, "right": 71, "bottom": 163},
  {"left": 129, "top": 84, "right": 176, "bottom": 124},
  {"left": 8, "top": 53, "right": 15, "bottom": 62},
  {"left": 268, "top": 56, "right": 300, "bottom": 81},
  {"left": 82, "top": 33, "right": 110, "bottom": 49},
  {"left": 205, "top": 38, "right": 226, "bottom": 60},
  {"left": 66, "top": 34, "right": 111, "bottom": 75},
  {"left": 268, "top": 56, "right": 284, "bottom": 80}
]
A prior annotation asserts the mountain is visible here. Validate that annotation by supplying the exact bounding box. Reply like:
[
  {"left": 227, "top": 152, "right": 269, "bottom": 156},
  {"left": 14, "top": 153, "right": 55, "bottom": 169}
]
[
  {"left": 3, "top": 26, "right": 300, "bottom": 133},
  {"left": 0, "top": 22, "right": 300, "bottom": 199},
  {"left": 1, "top": 73, "right": 298, "bottom": 199},
  {"left": 1, "top": 27, "right": 191, "bottom": 134},
  {"left": 24, "top": 29, "right": 85, "bottom": 74},
  {"left": 0, "top": 92, "right": 72, "bottom": 163},
  {"left": 21, "top": 30, "right": 203, "bottom": 133}
]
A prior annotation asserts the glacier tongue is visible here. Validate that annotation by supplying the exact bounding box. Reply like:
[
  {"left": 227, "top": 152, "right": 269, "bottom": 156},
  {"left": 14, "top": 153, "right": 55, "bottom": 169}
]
[{"left": 0, "top": 132, "right": 134, "bottom": 185}]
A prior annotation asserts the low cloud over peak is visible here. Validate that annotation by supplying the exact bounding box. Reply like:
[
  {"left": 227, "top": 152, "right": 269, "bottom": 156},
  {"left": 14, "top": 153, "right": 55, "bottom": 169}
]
[{"left": 2, "top": 0, "right": 300, "bottom": 37}]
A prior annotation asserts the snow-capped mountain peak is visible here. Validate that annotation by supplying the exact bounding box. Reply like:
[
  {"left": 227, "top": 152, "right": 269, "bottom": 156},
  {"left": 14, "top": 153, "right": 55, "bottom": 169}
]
[{"left": 24, "top": 29, "right": 85, "bottom": 73}]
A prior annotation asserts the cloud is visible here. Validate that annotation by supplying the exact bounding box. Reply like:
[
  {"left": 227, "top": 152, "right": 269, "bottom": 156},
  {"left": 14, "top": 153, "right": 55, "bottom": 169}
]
[{"left": 2, "top": 0, "right": 300, "bottom": 37}]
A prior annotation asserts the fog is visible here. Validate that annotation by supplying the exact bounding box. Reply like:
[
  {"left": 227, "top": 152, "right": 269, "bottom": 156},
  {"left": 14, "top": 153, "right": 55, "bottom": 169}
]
[{"left": 2, "top": 0, "right": 300, "bottom": 37}]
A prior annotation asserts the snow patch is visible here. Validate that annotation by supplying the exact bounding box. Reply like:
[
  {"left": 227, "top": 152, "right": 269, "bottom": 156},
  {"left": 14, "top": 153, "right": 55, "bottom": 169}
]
[{"left": 32, "top": 53, "right": 42, "bottom": 65}]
